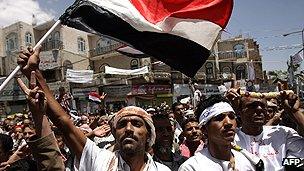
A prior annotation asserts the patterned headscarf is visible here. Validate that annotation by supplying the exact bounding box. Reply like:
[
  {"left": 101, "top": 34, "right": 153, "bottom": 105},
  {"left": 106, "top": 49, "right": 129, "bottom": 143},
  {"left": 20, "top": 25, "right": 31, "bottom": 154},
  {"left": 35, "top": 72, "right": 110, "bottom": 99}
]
[{"left": 112, "top": 106, "right": 156, "bottom": 147}]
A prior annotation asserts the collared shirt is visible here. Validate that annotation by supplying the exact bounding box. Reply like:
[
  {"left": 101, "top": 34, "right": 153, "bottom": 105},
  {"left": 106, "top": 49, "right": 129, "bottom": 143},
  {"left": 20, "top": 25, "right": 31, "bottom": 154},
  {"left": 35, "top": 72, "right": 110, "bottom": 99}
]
[
  {"left": 235, "top": 126, "right": 304, "bottom": 171},
  {"left": 178, "top": 148, "right": 255, "bottom": 171},
  {"left": 78, "top": 138, "right": 170, "bottom": 171}
]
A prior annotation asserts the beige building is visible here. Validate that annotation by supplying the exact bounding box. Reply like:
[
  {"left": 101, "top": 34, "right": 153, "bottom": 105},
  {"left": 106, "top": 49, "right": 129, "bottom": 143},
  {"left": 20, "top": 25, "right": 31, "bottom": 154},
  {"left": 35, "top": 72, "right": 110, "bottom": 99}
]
[
  {"left": 0, "top": 20, "right": 264, "bottom": 114},
  {"left": 0, "top": 20, "right": 91, "bottom": 115}
]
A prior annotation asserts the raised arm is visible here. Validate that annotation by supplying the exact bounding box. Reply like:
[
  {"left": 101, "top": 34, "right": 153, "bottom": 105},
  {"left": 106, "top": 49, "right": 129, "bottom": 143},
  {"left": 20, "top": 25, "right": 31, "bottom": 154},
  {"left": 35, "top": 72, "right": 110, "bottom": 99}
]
[
  {"left": 17, "top": 71, "right": 65, "bottom": 170},
  {"left": 17, "top": 47, "right": 86, "bottom": 160}
]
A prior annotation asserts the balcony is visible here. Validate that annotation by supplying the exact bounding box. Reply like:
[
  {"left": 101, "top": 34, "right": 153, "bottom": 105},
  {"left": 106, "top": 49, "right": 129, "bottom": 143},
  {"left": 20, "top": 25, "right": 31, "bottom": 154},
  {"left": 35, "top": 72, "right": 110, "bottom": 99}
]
[
  {"left": 89, "top": 43, "right": 124, "bottom": 57},
  {"left": 41, "top": 40, "right": 63, "bottom": 51}
]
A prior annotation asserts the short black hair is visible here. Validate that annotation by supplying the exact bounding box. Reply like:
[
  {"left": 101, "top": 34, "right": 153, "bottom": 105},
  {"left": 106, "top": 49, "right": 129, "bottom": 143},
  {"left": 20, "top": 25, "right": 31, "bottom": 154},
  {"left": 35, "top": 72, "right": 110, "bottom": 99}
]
[
  {"left": 172, "top": 102, "right": 183, "bottom": 111},
  {"left": 152, "top": 114, "right": 170, "bottom": 124},
  {"left": 195, "top": 95, "right": 231, "bottom": 121},
  {"left": 0, "top": 133, "right": 13, "bottom": 153},
  {"left": 181, "top": 117, "right": 198, "bottom": 131}
]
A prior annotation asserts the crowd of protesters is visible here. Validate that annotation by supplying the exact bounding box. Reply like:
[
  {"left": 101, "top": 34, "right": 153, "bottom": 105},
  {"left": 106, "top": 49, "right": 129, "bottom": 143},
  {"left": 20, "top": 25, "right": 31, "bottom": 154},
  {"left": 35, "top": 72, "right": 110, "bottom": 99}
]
[{"left": 0, "top": 47, "right": 303, "bottom": 171}]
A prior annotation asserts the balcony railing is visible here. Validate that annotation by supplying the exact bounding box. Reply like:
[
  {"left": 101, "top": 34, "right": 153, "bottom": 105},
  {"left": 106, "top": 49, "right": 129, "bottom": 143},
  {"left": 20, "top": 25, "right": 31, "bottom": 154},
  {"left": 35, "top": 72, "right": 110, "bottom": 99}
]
[
  {"left": 41, "top": 40, "right": 63, "bottom": 51},
  {"left": 89, "top": 43, "right": 124, "bottom": 57},
  {"left": 218, "top": 51, "right": 246, "bottom": 60}
]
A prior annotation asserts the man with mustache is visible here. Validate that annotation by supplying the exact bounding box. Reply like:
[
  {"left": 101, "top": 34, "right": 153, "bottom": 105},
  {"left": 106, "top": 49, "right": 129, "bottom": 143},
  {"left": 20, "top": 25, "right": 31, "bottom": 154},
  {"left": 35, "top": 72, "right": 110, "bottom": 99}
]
[
  {"left": 179, "top": 117, "right": 205, "bottom": 158},
  {"left": 179, "top": 95, "right": 255, "bottom": 171},
  {"left": 17, "top": 47, "right": 170, "bottom": 171},
  {"left": 152, "top": 114, "right": 187, "bottom": 171},
  {"left": 230, "top": 92, "right": 304, "bottom": 171}
]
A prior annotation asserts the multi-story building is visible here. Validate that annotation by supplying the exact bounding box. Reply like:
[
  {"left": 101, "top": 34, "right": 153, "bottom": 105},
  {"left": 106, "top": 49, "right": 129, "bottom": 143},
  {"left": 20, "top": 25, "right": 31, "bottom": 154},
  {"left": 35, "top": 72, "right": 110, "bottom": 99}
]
[
  {"left": 0, "top": 19, "right": 263, "bottom": 114},
  {"left": 0, "top": 20, "right": 91, "bottom": 115},
  {"left": 216, "top": 35, "right": 263, "bottom": 82}
]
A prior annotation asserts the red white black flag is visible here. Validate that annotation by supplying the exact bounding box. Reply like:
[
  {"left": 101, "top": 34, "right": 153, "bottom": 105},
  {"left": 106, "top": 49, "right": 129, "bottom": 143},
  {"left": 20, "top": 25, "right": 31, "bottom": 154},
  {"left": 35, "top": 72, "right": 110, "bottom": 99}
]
[{"left": 60, "top": 0, "right": 233, "bottom": 77}]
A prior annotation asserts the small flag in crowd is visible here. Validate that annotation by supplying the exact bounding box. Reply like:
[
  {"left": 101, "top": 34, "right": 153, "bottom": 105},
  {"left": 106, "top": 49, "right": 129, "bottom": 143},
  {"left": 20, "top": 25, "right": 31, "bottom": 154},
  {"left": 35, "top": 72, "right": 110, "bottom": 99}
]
[
  {"left": 88, "top": 91, "right": 101, "bottom": 103},
  {"left": 291, "top": 52, "right": 304, "bottom": 65},
  {"left": 60, "top": 0, "right": 233, "bottom": 77}
]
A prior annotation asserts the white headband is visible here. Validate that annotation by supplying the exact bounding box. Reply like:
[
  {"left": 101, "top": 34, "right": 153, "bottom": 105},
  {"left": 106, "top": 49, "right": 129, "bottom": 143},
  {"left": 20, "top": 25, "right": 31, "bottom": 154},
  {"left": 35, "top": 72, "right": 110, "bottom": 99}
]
[{"left": 199, "top": 102, "right": 235, "bottom": 126}]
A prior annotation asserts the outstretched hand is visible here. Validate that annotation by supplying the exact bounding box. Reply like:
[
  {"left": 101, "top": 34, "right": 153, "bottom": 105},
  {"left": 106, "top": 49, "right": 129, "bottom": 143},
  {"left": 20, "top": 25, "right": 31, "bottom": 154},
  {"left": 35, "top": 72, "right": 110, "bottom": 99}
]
[
  {"left": 93, "top": 124, "right": 111, "bottom": 138},
  {"left": 17, "top": 71, "right": 47, "bottom": 115},
  {"left": 17, "top": 46, "right": 41, "bottom": 78}
]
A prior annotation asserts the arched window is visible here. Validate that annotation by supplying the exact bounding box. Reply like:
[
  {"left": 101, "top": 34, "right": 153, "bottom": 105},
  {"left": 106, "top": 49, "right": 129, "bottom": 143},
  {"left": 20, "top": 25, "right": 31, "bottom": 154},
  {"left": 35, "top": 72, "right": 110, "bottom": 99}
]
[
  {"left": 233, "top": 44, "right": 245, "bottom": 58},
  {"left": 222, "top": 66, "right": 231, "bottom": 74},
  {"left": 99, "top": 63, "right": 109, "bottom": 73},
  {"left": 54, "top": 31, "right": 60, "bottom": 41},
  {"left": 236, "top": 65, "right": 246, "bottom": 80},
  {"left": 63, "top": 60, "right": 73, "bottom": 78},
  {"left": 205, "top": 62, "right": 213, "bottom": 75},
  {"left": 205, "top": 62, "right": 213, "bottom": 79},
  {"left": 130, "top": 59, "right": 139, "bottom": 69},
  {"left": 78, "top": 37, "right": 86, "bottom": 52},
  {"left": 25, "top": 32, "right": 32, "bottom": 45},
  {"left": 6, "top": 32, "right": 18, "bottom": 51}
]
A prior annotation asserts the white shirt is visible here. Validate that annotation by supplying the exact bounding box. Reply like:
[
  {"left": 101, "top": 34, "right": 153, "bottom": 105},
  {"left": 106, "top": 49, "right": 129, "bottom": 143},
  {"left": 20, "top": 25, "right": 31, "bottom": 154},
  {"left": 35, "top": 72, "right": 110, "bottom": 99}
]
[
  {"left": 78, "top": 138, "right": 170, "bottom": 171},
  {"left": 235, "top": 126, "right": 304, "bottom": 171},
  {"left": 178, "top": 148, "right": 255, "bottom": 171},
  {"left": 174, "top": 122, "right": 183, "bottom": 144}
]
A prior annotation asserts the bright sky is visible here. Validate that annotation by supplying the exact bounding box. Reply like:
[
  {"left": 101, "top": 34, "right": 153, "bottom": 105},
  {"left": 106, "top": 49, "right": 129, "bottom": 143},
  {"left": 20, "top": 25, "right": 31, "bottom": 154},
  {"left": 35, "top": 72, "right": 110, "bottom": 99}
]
[{"left": 1, "top": 0, "right": 303, "bottom": 72}]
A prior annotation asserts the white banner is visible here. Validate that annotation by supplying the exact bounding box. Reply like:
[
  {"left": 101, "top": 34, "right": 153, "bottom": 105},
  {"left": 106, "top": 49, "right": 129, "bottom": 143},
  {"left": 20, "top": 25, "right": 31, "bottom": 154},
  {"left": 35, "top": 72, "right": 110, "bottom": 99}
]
[
  {"left": 66, "top": 69, "right": 93, "bottom": 83},
  {"left": 105, "top": 66, "right": 149, "bottom": 75}
]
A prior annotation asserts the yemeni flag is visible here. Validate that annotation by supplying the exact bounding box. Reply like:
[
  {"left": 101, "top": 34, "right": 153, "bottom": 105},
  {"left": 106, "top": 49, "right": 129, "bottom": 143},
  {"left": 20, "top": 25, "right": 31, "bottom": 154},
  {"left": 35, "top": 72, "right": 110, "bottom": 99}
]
[
  {"left": 88, "top": 91, "right": 101, "bottom": 103},
  {"left": 60, "top": 0, "right": 233, "bottom": 77}
]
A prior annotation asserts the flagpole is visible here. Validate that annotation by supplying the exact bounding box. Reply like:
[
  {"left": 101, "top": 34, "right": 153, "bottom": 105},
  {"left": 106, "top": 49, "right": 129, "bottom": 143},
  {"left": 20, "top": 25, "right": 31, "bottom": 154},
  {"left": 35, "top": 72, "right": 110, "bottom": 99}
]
[{"left": 0, "top": 20, "right": 61, "bottom": 93}]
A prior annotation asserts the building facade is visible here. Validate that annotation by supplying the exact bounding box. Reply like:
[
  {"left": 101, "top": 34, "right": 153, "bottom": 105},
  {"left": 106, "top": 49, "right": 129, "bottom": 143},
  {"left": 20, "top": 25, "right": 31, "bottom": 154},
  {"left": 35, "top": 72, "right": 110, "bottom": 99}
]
[
  {"left": 0, "top": 20, "right": 264, "bottom": 114},
  {"left": 0, "top": 21, "right": 91, "bottom": 115}
]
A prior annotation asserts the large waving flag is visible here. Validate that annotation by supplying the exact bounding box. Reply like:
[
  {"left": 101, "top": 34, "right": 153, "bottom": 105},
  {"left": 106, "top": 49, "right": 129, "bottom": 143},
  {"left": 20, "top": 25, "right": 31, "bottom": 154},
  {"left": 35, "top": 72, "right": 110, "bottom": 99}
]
[{"left": 60, "top": 0, "right": 233, "bottom": 77}]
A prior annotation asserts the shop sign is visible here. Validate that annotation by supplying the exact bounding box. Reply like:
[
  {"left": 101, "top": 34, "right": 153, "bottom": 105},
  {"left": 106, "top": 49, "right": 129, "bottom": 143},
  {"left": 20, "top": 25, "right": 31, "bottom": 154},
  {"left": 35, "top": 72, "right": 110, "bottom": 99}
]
[
  {"left": 48, "top": 81, "right": 70, "bottom": 95},
  {"left": 72, "top": 87, "right": 98, "bottom": 97},
  {"left": 131, "top": 85, "right": 171, "bottom": 95},
  {"left": 103, "top": 85, "right": 132, "bottom": 97},
  {"left": 174, "top": 84, "right": 221, "bottom": 96}
]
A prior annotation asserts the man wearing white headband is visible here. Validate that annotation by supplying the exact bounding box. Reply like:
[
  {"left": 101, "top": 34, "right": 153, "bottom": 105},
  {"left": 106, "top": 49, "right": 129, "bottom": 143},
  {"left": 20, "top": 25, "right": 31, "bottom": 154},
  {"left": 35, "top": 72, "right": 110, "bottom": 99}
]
[{"left": 179, "top": 95, "right": 255, "bottom": 171}]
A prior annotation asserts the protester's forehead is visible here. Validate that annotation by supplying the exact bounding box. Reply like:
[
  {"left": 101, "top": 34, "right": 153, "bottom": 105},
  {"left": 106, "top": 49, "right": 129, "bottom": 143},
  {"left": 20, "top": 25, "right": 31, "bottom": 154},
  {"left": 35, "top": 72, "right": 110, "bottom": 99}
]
[{"left": 118, "top": 115, "right": 145, "bottom": 123}]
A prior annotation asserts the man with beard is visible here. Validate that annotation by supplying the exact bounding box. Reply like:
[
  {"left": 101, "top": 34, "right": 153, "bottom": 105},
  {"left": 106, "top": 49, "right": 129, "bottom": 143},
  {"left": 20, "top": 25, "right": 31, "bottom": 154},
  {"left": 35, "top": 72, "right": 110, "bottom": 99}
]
[
  {"left": 152, "top": 114, "right": 187, "bottom": 171},
  {"left": 172, "top": 102, "right": 186, "bottom": 143},
  {"left": 179, "top": 95, "right": 255, "bottom": 171},
  {"left": 17, "top": 47, "right": 170, "bottom": 171},
  {"left": 179, "top": 117, "right": 205, "bottom": 158},
  {"left": 230, "top": 92, "right": 304, "bottom": 171}
]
